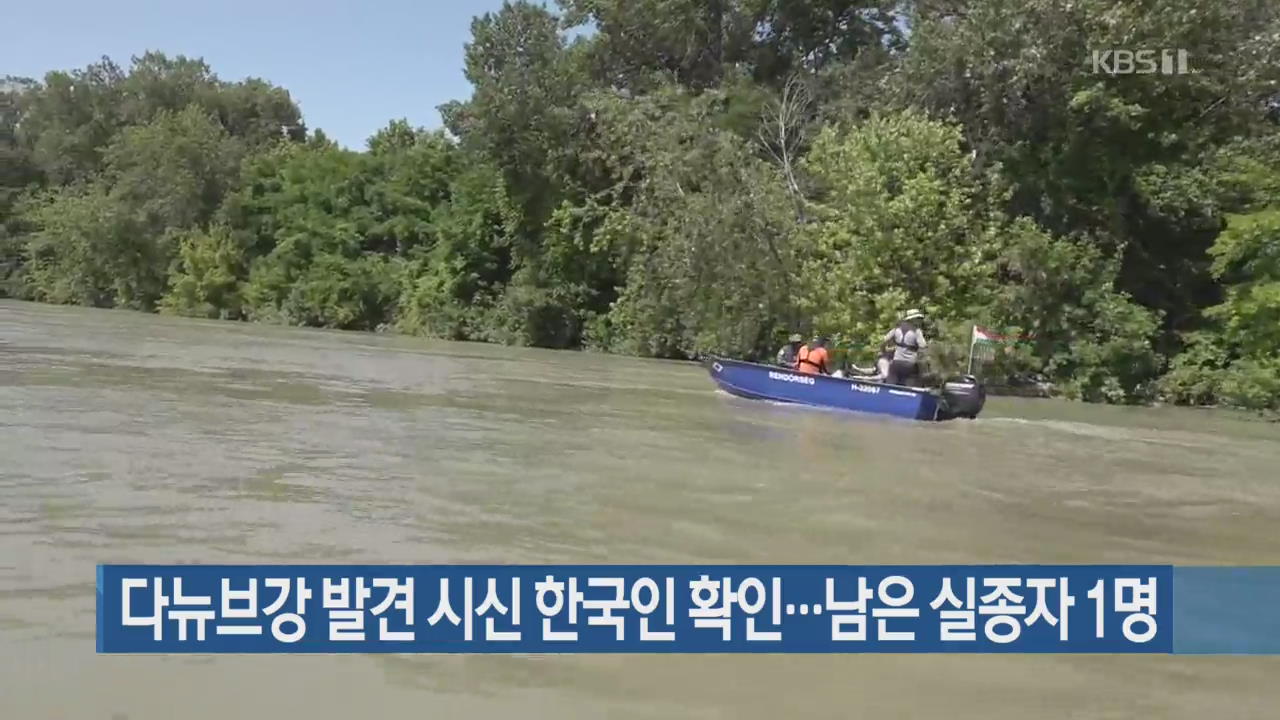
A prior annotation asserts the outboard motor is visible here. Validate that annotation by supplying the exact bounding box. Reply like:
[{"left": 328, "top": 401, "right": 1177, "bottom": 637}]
[{"left": 938, "top": 374, "right": 986, "bottom": 420}]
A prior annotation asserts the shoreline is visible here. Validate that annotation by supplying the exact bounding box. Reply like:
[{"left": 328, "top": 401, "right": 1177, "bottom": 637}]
[{"left": 3, "top": 297, "right": 1276, "bottom": 422}]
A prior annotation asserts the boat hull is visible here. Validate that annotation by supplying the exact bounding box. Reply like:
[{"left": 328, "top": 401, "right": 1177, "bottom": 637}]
[{"left": 705, "top": 356, "right": 943, "bottom": 421}]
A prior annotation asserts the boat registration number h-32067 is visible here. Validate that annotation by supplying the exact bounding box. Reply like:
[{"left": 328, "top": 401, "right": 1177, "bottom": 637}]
[
  {"left": 768, "top": 371, "right": 815, "bottom": 385},
  {"left": 850, "top": 383, "right": 880, "bottom": 395}
]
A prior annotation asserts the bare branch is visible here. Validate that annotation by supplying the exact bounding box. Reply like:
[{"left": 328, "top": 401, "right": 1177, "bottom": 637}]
[
  {"left": 759, "top": 72, "right": 815, "bottom": 221},
  {"left": 1197, "top": 94, "right": 1229, "bottom": 120}
]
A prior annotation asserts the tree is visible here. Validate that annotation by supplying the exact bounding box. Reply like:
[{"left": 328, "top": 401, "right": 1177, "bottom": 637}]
[
  {"left": 584, "top": 85, "right": 801, "bottom": 357},
  {"left": 160, "top": 225, "right": 248, "bottom": 319},
  {"left": 0, "top": 77, "right": 40, "bottom": 191},
  {"left": 215, "top": 128, "right": 459, "bottom": 331},
  {"left": 558, "top": 0, "right": 757, "bottom": 90},
  {"left": 17, "top": 58, "right": 127, "bottom": 185},
  {"left": 6, "top": 6, "right": 1280, "bottom": 409},
  {"left": 557, "top": 0, "right": 903, "bottom": 89},
  {"left": 443, "top": 1, "right": 583, "bottom": 231},
  {"left": 396, "top": 162, "right": 520, "bottom": 340},
  {"left": 799, "top": 110, "right": 1000, "bottom": 347},
  {"left": 0, "top": 77, "right": 41, "bottom": 296},
  {"left": 22, "top": 106, "right": 241, "bottom": 309},
  {"left": 893, "top": 0, "right": 1280, "bottom": 359},
  {"left": 1159, "top": 137, "right": 1280, "bottom": 409},
  {"left": 800, "top": 110, "right": 1161, "bottom": 400},
  {"left": 14, "top": 52, "right": 302, "bottom": 186},
  {"left": 746, "top": 0, "right": 905, "bottom": 82},
  {"left": 363, "top": 122, "right": 459, "bottom": 256},
  {"left": 226, "top": 143, "right": 390, "bottom": 328}
]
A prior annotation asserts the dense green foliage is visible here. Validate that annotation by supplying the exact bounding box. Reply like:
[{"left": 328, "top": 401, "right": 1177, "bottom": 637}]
[{"left": 2, "top": 1, "right": 1279, "bottom": 409}]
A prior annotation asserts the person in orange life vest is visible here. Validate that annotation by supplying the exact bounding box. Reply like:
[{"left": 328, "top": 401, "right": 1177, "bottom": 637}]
[{"left": 794, "top": 336, "right": 831, "bottom": 375}]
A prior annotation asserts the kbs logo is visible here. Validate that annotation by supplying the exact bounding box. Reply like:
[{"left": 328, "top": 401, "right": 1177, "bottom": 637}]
[{"left": 1091, "top": 49, "right": 1191, "bottom": 75}]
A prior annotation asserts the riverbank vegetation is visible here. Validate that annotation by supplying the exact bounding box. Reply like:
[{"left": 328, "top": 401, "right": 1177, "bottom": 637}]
[{"left": 2, "top": 0, "right": 1278, "bottom": 409}]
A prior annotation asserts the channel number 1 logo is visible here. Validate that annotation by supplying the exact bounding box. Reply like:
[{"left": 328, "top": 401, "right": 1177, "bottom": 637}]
[{"left": 1091, "top": 49, "right": 1191, "bottom": 75}]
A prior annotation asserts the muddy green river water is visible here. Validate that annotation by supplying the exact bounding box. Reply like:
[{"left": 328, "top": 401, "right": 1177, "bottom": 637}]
[{"left": 2, "top": 299, "right": 1278, "bottom": 719}]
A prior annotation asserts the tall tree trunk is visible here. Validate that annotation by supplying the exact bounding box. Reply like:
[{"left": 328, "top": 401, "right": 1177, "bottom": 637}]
[{"left": 706, "top": 0, "right": 725, "bottom": 86}]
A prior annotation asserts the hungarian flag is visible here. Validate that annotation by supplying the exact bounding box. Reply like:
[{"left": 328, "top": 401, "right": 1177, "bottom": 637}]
[
  {"left": 968, "top": 325, "right": 1022, "bottom": 367},
  {"left": 972, "top": 325, "right": 1033, "bottom": 344},
  {"left": 972, "top": 325, "right": 1007, "bottom": 346}
]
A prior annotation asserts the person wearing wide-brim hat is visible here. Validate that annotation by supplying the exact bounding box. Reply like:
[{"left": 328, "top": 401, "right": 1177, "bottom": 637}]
[
  {"left": 881, "top": 308, "right": 928, "bottom": 386},
  {"left": 775, "top": 332, "right": 806, "bottom": 369}
]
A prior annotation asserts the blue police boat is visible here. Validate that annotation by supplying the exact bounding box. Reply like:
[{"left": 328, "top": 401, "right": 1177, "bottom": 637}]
[{"left": 704, "top": 357, "right": 985, "bottom": 422}]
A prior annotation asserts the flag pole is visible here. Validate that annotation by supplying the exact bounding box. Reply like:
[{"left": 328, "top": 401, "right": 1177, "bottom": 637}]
[{"left": 966, "top": 324, "right": 976, "bottom": 376}]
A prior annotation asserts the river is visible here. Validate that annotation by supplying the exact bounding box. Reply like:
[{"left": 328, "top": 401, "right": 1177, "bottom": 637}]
[{"left": 2, "top": 299, "right": 1278, "bottom": 719}]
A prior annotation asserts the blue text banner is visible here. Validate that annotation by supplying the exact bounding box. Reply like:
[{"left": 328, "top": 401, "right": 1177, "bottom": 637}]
[{"left": 97, "top": 565, "right": 1176, "bottom": 654}]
